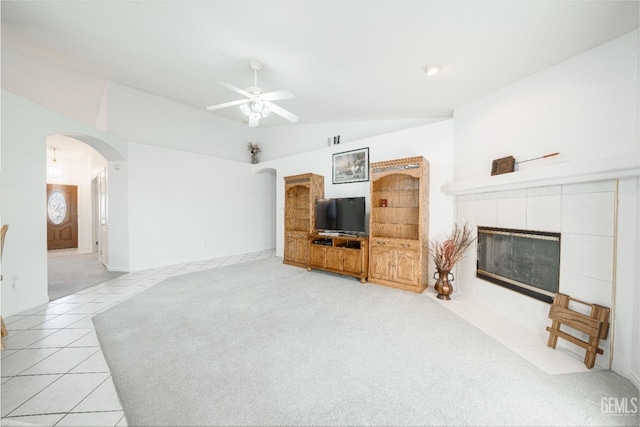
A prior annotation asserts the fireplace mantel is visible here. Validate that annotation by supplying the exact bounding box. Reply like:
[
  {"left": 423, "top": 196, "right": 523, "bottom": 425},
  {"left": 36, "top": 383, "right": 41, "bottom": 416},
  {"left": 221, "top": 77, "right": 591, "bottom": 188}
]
[{"left": 442, "top": 151, "right": 639, "bottom": 196}]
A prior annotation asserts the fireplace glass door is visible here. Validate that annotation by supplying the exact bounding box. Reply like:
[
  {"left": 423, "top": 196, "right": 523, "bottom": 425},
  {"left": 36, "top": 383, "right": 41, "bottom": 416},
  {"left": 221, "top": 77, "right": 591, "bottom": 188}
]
[{"left": 477, "top": 227, "right": 560, "bottom": 303}]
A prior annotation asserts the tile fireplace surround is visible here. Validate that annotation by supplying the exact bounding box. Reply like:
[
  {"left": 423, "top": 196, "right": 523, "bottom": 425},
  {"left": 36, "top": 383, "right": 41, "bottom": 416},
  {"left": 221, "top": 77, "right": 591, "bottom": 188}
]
[{"left": 442, "top": 152, "right": 639, "bottom": 372}]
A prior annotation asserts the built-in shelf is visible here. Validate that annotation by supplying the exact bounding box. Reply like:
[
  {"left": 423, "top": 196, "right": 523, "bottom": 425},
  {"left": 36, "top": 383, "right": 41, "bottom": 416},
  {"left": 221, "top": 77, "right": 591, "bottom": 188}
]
[{"left": 442, "top": 152, "right": 639, "bottom": 196}]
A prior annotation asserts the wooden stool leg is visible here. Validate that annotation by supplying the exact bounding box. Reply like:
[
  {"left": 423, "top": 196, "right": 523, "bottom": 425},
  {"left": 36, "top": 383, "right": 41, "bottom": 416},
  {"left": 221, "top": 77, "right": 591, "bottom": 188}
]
[
  {"left": 584, "top": 305, "right": 609, "bottom": 368},
  {"left": 547, "top": 293, "right": 570, "bottom": 349},
  {"left": 584, "top": 334, "right": 599, "bottom": 368}
]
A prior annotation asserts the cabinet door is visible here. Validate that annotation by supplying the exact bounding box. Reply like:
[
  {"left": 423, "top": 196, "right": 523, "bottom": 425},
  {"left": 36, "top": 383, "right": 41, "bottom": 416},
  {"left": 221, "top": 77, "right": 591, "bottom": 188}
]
[
  {"left": 369, "top": 245, "right": 393, "bottom": 281},
  {"left": 342, "top": 249, "right": 362, "bottom": 274},
  {"left": 284, "top": 237, "right": 296, "bottom": 263},
  {"left": 294, "top": 237, "right": 309, "bottom": 264},
  {"left": 326, "top": 248, "right": 342, "bottom": 270},
  {"left": 394, "top": 249, "right": 419, "bottom": 286},
  {"left": 310, "top": 245, "right": 326, "bottom": 267}
]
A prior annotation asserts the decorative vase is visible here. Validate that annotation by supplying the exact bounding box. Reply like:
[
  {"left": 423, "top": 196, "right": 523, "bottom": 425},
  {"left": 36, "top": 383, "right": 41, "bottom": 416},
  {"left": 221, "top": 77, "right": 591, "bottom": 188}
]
[
  {"left": 251, "top": 153, "right": 259, "bottom": 164},
  {"left": 434, "top": 268, "right": 454, "bottom": 300}
]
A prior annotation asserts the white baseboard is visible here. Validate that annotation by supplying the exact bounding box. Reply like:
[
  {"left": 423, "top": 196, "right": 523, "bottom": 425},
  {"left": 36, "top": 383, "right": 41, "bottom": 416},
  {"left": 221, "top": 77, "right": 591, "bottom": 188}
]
[{"left": 612, "top": 362, "right": 640, "bottom": 390}]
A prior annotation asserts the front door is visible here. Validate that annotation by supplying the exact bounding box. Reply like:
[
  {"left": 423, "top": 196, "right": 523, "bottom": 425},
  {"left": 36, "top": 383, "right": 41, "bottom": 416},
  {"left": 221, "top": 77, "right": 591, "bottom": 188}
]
[{"left": 47, "top": 184, "right": 78, "bottom": 250}]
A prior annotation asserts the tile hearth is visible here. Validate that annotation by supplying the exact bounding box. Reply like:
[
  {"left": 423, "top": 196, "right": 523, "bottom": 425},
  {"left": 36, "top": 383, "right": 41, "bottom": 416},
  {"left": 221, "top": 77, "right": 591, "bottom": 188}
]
[{"left": 426, "top": 292, "right": 606, "bottom": 375}]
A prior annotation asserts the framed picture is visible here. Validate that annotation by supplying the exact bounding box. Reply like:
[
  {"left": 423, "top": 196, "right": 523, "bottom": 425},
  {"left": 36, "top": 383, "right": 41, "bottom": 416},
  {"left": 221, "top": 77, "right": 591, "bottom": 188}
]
[{"left": 332, "top": 147, "right": 369, "bottom": 184}]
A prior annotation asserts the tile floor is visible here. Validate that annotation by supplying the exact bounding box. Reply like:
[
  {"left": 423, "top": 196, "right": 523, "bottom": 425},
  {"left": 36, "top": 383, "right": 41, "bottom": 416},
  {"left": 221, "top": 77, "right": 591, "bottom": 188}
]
[
  {"left": 1, "top": 249, "right": 275, "bottom": 427},
  {"left": 2, "top": 249, "right": 599, "bottom": 426}
]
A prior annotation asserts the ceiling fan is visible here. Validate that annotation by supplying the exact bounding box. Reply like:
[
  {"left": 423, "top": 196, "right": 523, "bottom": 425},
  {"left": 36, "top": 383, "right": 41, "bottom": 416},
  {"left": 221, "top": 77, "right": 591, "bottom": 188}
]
[{"left": 206, "top": 61, "right": 299, "bottom": 127}]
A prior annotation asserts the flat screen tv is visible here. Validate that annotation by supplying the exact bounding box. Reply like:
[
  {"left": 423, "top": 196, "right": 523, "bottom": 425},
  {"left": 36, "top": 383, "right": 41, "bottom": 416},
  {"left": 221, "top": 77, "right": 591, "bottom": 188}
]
[{"left": 315, "top": 197, "right": 366, "bottom": 235}]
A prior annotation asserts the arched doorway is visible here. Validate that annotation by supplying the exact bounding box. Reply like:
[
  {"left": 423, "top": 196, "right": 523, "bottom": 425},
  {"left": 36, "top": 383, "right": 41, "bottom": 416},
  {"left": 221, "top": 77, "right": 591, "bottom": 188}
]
[{"left": 45, "top": 134, "right": 125, "bottom": 301}]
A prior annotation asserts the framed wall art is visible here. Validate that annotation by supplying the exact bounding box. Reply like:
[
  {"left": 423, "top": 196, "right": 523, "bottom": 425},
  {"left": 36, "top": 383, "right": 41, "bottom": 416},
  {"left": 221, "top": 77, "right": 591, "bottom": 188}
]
[{"left": 332, "top": 147, "right": 369, "bottom": 184}]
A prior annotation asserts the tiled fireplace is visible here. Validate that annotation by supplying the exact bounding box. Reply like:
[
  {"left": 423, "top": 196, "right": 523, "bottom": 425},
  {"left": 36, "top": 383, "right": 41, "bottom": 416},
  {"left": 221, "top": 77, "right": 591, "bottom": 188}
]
[{"left": 453, "top": 180, "right": 617, "bottom": 368}]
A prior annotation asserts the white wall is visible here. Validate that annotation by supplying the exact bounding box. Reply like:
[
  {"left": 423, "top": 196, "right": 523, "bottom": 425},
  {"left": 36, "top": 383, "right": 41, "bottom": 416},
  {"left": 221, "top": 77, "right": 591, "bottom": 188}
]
[
  {"left": 127, "top": 142, "right": 276, "bottom": 271},
  {"left": 0, "top": 90, "right": 128, "bottom": 316},
  {"left": 99, "top": 82, "right": 255, "bottom": 162},
  {"left": 259, "top": 119, "right": 454, "bottom": 260},
  {"left": 1, "top": 45, "right": 107, "bottom": 127},
  {"left": 614, "top": 176, "right": 640, "bottom": 385},
  {"left": 105, "top": 160, "right": 129, "bottom": 271},
  {"left": 451, "top": 31, "right": 639, "bottom": 386},
  {"left": 257, "top": 118, "right": 447, "bottom": 162},
  {"left": 453, "top": 30, "right": 638, "bottom": 182}
]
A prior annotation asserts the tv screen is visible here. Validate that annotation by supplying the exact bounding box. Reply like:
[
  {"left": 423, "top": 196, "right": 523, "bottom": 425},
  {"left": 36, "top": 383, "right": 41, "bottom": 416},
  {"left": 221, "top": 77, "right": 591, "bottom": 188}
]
[
  {"left": 315, "top": 198, "right": 338, "bottom": 231},
  {"left": 316, "top": 197, "right": 366, "bottom": 234}
]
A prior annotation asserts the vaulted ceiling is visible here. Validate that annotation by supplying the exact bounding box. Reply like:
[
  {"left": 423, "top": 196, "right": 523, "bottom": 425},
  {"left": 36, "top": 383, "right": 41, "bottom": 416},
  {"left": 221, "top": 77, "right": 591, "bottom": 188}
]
[{"left": 2, "top": 1, "right": 638, "bottom": 127}]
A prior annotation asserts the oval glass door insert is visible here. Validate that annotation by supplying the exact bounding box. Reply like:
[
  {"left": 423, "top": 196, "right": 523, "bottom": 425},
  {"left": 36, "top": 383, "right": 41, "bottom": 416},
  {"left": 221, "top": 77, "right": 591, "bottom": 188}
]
[{"left": 48, "top": 191, "right": 67, "bottom": 225}]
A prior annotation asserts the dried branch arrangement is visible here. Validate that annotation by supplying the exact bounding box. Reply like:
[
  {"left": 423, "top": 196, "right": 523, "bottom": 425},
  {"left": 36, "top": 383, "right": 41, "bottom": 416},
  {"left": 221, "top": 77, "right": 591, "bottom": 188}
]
[
  {"left": 430, "top": 222, "right": 476, "bottom": 271},
  {"left": 247, "top": 142, "right": 261, "bottom": 155}
]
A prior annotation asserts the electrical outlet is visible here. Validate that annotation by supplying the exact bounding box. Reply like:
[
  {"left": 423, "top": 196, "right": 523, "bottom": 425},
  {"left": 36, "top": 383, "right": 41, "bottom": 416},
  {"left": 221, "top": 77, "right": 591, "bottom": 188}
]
[{"left": 12, "top": 274, "right": 18, "bottom": 289}]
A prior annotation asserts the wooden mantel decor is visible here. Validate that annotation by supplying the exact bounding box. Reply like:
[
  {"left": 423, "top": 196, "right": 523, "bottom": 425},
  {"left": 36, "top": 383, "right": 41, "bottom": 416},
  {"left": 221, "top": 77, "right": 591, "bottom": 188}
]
[{"left": 546, "top": 292, "right": 610, "bottom": 369}]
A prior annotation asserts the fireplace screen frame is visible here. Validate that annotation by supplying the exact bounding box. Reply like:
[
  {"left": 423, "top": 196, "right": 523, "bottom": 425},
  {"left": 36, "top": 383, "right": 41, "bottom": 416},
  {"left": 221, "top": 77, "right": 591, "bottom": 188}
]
[{"left": 476, "top": 226, "right": 561, "bottom": 304}]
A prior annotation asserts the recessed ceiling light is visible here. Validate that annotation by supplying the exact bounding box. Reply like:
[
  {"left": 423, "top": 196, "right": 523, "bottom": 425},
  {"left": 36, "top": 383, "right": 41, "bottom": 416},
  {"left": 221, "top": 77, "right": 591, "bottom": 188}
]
[{"left": 423, "top": 65, "right": 440, "bottom": 76}]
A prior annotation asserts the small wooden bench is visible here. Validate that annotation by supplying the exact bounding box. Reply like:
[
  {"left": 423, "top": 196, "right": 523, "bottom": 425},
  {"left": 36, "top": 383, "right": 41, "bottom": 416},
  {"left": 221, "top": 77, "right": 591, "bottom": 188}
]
[
  {"left": 1, "top": 318, "right": 7, "bottom": 351},
  {"left": 546, "top": 292, "right": 610, "bottom": 369}
]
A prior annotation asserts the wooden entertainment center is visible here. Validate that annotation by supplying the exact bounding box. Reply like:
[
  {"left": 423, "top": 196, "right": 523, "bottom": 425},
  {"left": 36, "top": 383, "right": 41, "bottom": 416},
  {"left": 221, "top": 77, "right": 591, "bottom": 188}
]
[
  {"left": 283, "top": 155, "right": 429, "bottom": 292},
  {"left": 308, "top": 233, "right": 369, "bottom": 283},
  {"left": 283, "top": 173, "right": 324, "bottom": 268},
  {"left": 368, "top": 156, "right": 429, "bottom": 293}
]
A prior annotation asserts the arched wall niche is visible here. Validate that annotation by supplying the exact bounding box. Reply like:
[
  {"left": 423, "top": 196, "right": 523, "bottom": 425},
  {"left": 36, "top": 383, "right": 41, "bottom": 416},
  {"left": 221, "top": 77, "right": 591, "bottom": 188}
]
[
  {"left": 253, "top": 166, "right": 276, "bottom": 176},
  {"left": 252, "top": 166, "right": 277, "bottom": 250}
]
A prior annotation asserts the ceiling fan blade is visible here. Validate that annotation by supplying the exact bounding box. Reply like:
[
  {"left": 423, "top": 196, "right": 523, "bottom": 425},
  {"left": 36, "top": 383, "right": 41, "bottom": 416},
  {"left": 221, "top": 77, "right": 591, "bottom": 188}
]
[
  {"left": 269, "top": 103, "right": 299, "bottom": 123},
  {"left": 219, "top": 82, "right": 253, "bottom": 98},
  {"left": 261, "top": 90, "right": 295, "bottom": 101},
  {"left": 248, "top": 114, "right": 259, "bottom": 127},
  {"left": 206, "top": 99, "right": 248, "bottom": 111}
]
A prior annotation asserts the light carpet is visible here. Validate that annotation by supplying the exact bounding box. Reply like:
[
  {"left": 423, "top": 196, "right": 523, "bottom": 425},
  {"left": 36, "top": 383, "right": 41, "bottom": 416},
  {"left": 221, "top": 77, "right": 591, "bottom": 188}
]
[
  {"left": 93, "top": 257, "right": 639, "bottom": 426},
  {"left": 48, "top": 252, "right": 126, "bottom": 301}
]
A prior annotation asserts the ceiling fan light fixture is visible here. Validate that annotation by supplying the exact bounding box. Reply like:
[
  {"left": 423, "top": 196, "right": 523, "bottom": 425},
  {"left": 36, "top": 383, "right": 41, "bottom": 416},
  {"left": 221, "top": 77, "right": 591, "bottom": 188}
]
[
  {"left": 240, "top": 103, "right": 251, "bottom": 115},
  {"left": 261, "top": 103, "right": 271, "bottom": 118},
  {"left": 251, "top": 101, "right": 263, "bottom": 113}
]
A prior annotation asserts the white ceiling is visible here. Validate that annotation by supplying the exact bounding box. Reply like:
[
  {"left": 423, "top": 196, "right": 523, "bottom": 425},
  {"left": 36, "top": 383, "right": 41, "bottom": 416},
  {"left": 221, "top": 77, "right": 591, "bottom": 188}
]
[{"left": 2, "top": 1, "right": 638, "bottom": 127}]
